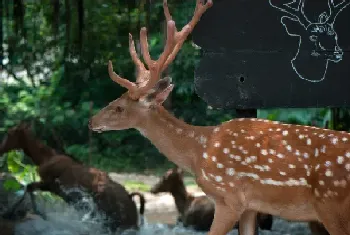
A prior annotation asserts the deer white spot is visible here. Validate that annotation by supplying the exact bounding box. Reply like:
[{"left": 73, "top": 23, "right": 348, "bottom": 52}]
[
  {"left": 188, "top": 131, "right": 195, "bottom": 138},
  {"left": 213, "top": 127, "right": 220, "bottom": 133},
  {"left": 176, "top": 128, "right": 183, "bottom": 134},
  {"left": 331, "top": 137, "right": 338, "bottom": 145},
  {"left": 223, "top": 148, "right": 230, "bottom": 154},
  {"left": 268, "top": 158, "right": 273, "bottom": 163},
  {"left": 303, "top": 152, "right": 309, "bottom": 159},
  {"left": 282, "top": 130, "right": 288, "bottom": 136},
  {"left": 314, "top": 189, "right": 320, "bottom": 197},
  {"left": 269, "top": 149, "right": 276, "bottom": 155},
  {"left": 325, "top": 169, "right": 333, "bottom": 177},
  {"left": 320, "top": 145, "right": 327, "bottom": 153},
  {"left": 231, "top": 140, "right": 236, "bottom": 145},
  {"left": 245, "top": 157, "right": 252, "bottom": 164},
  {"left": 315, "top": 164, "right": 320, "bottom": 171},
  {"left": 286, "top": 145, "right": 292, "bottom": 152},
  {"left": 277, "top": 153, "right": 284, "bottom": 159},
  {"left": 215, "top": 176, "right": 223, "bottom": 182},
  {"left": 299, "top": 134, "right": 305, "bottom": 139},
  {"left": 325, "top": 161, "right": 332, "bottom": 167},
  {"left": 233, "top": 133, "right": 238, "bottom": 137},
  {"left": 255, "top": 143, "right": 261, "bottom": 148},
  {"left": 340, "top": 180, "right": 347, "bottom": 187},
  {"left": 260, "top": 149, "right": 268, "bottom": 155},
  {"left": 288, "top": 164, "right": 296, "bottom": 169},
  {"left": 268, "top": 128, "right": 273, "bottom": 131},
  {"left": 226, "top": 168, "right": 235, "bottom": 176},
  {"left": 282, "top": 140, "right": 288, "bottom": 145},
  {"left": 199, "top": 135, "right": 207, "bottom": 144},
  {"left": 345, "top": 163, "right": 350, "bottom": 171},
  {"left": 229, "top": 182, "right": 234, "bottom": 187},
  {"left": 217, "top": 163, "right": 224, "bottom": 168},
  {"left": 315, "top": 148, "right": 319, "bottom": 157},
  {"left": 237, "top": 172, "right": 260, "bottom": 180},
  {"left": 212, "top": 156, "right": 217, "bottom": 162},
  {"left": 276, "top": 128, "right": 281, "bottom": 131},
  {"left": 259, "top": 131, "right": 264, "bottom": 134},
  {"left": 240, "top": 129, "right": 246, "bottom": 133},
  {"left": 201, "top": 169, "right": 209, "bottom": 181},
  {"left": 230, "top": 154, "right": 241, "bottom": 161},
  {"left": 337, "top": 156, "right": 344, "bottom": 164},
  {"left": 203, "top": 152, "right": 208, "bottom": 159},
  {"left": 346, "top": 152, "right": 350, "bottom": 158},
  {"left": 250, "top": 156, "right": 257, "bottom": 162},
  {"left": 279, "top": 171, "right": 286, "bottom": 176},
  {"left": 343, "top": 137, "right": 348, "bottom": 142},
  {"left": 306, "top": 138, "right": 312, "bottom": 145},
  {"left": 295, "top": 150, "right": 301, "bottom": 156},
  {"left": 319, "top": 180, "right": 325, "bottom": 185},
  {"left": 214, "top": 142, "right": 221, "bottom": 148}
]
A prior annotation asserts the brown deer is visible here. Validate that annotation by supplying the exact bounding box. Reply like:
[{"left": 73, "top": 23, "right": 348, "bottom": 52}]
[
  {"left": 89, "top": 0, "right": 350, "bottom": 234},
  {"left": 150, "top": 166, "right": 273, "bottom": 232},
  {"left": 0, "top": 123, "right": 146, "bottom": 233}
]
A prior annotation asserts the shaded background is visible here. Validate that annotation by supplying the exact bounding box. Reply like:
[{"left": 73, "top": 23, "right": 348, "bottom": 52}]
[{"left": 0, "top": 0, "right": 349, "bottom": 174}]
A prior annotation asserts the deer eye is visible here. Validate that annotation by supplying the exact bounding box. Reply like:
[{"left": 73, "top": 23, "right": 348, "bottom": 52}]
[{"left": 115, "top": 106, "right": 124, "bottom": 112}]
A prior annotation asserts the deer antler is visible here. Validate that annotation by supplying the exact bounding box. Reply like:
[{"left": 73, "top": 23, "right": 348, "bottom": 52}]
[
  {"left": 270, "top": 0, "right": 311, "bottom": 28},
  {"left": 327, "top": 0, "right": 350, "bottom": 24},
  {"left": 108, "top": 0, "right": 213, "bottom": 100}
]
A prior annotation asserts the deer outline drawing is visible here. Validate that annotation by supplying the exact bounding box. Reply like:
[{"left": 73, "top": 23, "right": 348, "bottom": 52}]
[{"left": 269, "top": 0, "right": 350, "bottom": 82}]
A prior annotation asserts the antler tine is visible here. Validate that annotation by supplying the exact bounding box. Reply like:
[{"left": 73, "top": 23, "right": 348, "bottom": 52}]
[
  {"left": 135, "top": 19, "right": 176, "bottom": 96},
  {"left": 161, "top": 0, "right": 213, "bottom": 72},
  {"left": 270, "top": 0, "right": 310, "bottom": 28},
  {"left": 108, "top": 61, "right": 137, "bottom": 92},
  {"left": 112, "top": 0, "right": 212, "bottom": 100},
  {"left": 327, "top": 0, "right": 350, "bottom": 24}
]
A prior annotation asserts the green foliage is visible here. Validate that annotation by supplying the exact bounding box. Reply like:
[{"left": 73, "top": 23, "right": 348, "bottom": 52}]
[{"left": 1, "top": 1, "right": 350, "bottom": 174}]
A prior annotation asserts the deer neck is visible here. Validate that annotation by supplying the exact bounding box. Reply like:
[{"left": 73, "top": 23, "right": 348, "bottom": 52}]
[
  {"left": 136, "top": 106, "right": 215, "bottom": 173},
  {"left": 20, "top": 132, "right": 57, "bottom": 166},
  {"left": 170, "top": 182, "right": 191, "bottom": 215}
]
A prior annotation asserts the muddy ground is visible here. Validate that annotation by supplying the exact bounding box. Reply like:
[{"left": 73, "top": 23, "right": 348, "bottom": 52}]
[{"left": 108, "top": 172, "right": 205, "bottom": 225}]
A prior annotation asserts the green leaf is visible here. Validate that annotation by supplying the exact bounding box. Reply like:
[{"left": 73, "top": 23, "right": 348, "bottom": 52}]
[{"left": 3, "top": 179, "right": 22, "bottom": 192}]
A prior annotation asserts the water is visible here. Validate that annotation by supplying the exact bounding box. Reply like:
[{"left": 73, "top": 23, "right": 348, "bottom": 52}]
[{"left": 11, "top": 194, "right": 314, "bottom": 235}]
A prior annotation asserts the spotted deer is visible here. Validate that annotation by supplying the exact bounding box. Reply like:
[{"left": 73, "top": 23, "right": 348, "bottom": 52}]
[
  {"left": 150, "top": 166, "right": 273, "bottom": 232},
  {"left": 88, "top": 0, "right": 350, "bottom": 234},
  {"left": 269, "top": 0, "right": 350, "bottom": 82}
]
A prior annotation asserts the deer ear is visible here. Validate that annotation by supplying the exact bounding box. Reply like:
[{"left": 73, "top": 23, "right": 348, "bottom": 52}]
[
  {"left": 281, "top": 16, "right": 305, "bottom": 36},
  {"left": 143, "top": 77, "right": 174, "bottom": 105}
]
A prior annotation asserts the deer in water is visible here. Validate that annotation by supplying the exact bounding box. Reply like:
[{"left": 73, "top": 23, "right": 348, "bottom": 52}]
[
  {"left": 269, "top": 0, "right": 350, "bottom": 82},
  {"left": 89, "top": 0, "right": 350, "bottom": 234},
  {"left": 150, "top": 166, "right": 273, "bottom": 232},
  {"left": 0, "top": 123, "right": 146, "bottom": 233}
]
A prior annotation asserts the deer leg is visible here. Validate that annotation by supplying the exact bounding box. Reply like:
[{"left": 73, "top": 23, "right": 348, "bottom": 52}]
[
  {"left": 208, "top": 202, "right": 243, "bottom": 235},
  {"left": 238, "top": 210, "right": 259, "bottom": 235},
  {"left": 26, "top": 181, "right": 51, "bottom": 220}
]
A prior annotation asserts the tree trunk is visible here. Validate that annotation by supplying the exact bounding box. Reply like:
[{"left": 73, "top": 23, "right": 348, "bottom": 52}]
[{"left": 76, "top": 0, "right": 84, "bottom": 51}]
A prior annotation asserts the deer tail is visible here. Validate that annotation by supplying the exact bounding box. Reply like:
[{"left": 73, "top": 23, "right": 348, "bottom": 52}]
[{"left": 129, "top": 192, "right": 146, "bottom": 215}]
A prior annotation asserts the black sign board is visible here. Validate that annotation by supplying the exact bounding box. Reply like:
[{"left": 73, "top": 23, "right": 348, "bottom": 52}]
[{"left": 192, "top": 0, "right": 350, "bottom": 109}]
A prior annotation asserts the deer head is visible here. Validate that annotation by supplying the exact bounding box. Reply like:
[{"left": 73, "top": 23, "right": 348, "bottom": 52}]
[
  {"left": 88, "top": 0, "right": 213, "bottom": 132},
  {"left": 269, "top": 0, "right": 350, "bottom": 82},
  {"left": 0, "top": 122, "right": 32, "bottom": 156},
  {"left": 150, "top": 166, "right": 184, "bottom": 194}
]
